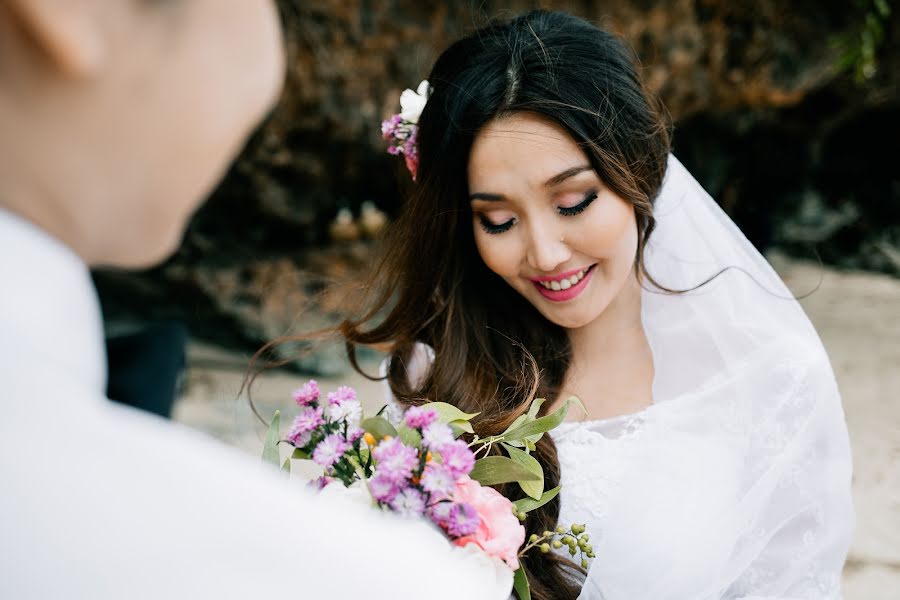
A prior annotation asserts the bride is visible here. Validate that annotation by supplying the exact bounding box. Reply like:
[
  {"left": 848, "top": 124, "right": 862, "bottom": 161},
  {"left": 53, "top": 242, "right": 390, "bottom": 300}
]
[{"left": 339, "top": 10, "right": 853, "bottom": 599}]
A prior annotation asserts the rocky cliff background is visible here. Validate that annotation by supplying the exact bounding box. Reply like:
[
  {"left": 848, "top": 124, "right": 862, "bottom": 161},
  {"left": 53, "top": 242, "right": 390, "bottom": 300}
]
[{"left": 93, "top": 0, "right": 899, "bottom": 371}]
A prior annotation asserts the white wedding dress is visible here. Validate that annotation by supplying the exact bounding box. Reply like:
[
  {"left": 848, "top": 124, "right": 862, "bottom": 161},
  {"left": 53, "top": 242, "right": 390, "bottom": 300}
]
[{"left": 385, "top": 155, "right": 854, "bottom": 599}]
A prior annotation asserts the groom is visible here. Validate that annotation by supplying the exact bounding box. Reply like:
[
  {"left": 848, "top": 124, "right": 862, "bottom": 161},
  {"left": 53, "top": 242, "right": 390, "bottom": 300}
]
[{"left": 0, "top": 2, "right": 499, "bottom": 598}]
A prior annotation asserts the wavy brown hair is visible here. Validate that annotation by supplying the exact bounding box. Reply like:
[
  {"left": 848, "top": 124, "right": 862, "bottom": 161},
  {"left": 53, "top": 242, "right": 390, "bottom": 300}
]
[{"left": 326, "top": 10, "right": 672, "bottom": 598}]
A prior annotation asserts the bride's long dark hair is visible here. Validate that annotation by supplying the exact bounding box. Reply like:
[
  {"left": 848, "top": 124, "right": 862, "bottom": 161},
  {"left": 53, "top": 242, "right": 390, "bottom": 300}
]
[
  {"left": 250, "top": 9, "right": 672, "bottom": 598},
  {"left": 336, "top": 10, "right": 672, "bottom": 598}
]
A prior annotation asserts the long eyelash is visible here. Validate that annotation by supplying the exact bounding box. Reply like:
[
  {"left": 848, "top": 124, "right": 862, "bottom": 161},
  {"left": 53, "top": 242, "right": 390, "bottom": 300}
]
[
  {"left": 558, "top": 191, "right": 598, "bottom": 217},
  {"left": 479, "top": 216, "right": 515, "bottom": 235}
]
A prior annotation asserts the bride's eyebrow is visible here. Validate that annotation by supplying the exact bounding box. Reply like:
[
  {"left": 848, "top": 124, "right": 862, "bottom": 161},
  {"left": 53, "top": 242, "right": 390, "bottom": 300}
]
[
  {"left": 469, "top": 164, "right": 593, "bottom": 202},
  {"left": 543, "top": 164, "right": 592, "bottom": 188}
]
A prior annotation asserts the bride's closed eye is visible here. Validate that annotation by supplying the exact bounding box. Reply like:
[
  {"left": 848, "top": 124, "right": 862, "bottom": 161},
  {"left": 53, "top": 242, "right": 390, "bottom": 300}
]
[
  {"left": 476, "top": 190, "right": 599, "bottom": 235},
  {"left": 557, "top": 190, "right": 598, "bottom": 216}
]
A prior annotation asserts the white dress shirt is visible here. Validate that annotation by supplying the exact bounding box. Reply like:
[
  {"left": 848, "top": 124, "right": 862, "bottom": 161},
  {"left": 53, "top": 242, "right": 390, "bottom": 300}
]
[{"left": 0, "top": 208, "right": 507, "bottom": 600}]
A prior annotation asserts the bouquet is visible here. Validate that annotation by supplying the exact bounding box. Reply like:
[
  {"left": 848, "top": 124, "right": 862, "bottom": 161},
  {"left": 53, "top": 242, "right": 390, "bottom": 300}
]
[{"left": 262, "top": 380, "right": 595, "bottom": 600}]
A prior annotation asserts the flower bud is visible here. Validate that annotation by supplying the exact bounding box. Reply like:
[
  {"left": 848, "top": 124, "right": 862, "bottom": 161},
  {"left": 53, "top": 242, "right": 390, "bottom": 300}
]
[
  {"left": 540, "top": 543, "right": 550, "bottom": 554},
  {"left": 529, "top": 534, "right": 538, "bottom": 544},
  {"left": 552, "top": 540, "right": 562, "bottom": 549},
  {"left": 581, "top": 558, "right": 589, "bottom": 569}
]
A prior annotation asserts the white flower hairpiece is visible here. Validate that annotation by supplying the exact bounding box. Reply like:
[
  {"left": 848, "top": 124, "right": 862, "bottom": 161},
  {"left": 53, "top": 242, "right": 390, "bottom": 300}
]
[
  {"left": 399, "top": 80, "right": 431, "bottom": 124},
  {"left": 382, "top": 80, "right": 431, "bottom": 180}
]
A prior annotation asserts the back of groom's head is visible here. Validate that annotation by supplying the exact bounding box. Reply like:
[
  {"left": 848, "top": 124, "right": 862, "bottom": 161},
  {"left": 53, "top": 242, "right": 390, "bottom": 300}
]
[{"left": 0, "top": 0, "right": 285, "bottom": 268}]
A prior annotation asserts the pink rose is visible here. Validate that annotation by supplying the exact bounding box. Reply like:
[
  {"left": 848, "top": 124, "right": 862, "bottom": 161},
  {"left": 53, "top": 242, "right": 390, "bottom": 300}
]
[{"left": 451, "top": 476, "right": 526, "bottom": 570}]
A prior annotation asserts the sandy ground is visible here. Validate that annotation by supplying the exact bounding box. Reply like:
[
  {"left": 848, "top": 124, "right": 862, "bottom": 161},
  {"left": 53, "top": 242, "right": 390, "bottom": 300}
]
[{"left": 173, "top": 256, "right": 899, "bottom": 598}]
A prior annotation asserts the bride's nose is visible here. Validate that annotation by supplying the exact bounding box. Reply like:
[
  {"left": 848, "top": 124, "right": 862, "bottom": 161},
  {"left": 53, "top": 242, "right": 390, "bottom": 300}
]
[{"left": 525, "top": 222, "right": 571, "bottom": 273}]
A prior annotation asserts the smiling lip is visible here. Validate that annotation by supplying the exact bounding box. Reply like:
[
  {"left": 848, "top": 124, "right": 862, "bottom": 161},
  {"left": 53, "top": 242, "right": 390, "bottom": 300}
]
[{"left": 531, "top": 265, "right": 596, "bottom": 302}]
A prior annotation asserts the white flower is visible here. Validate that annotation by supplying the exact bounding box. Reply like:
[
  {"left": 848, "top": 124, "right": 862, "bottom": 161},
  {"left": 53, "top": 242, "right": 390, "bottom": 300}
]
[
  {"left": 399, "top": 80, "right": 430, "bottom": 124},
  {"left": 327, "top": 399, "right": 362, "bottom": 428}
]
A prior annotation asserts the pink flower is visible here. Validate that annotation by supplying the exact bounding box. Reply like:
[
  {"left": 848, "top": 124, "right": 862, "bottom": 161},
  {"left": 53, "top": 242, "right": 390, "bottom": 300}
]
[
  {"left": 421, "top": 463, "right": 456, "bottom": 500},
  {"left": 327, "top": 386, "right": 357, "bottom": 406},
  {"left": 422, "top": 421, "right": 455, "bottom": 453},
  {"left": 372, "top": 437, "right": 418, "bottom": 484},
  {"left": 312, "top": 433, "right": 349, "bottom": 468},
  {"left": 404, "top": 405, "right": 438, "bottom": 430},
  {"left": 439, "top": 439, "right": 475, "bottom": 478},
  {"left": 287, "top": 406, "right": 324, "bottom": 446},
  {"left": 368, "top": 470, "right": 400, "bottom": 503},
  {"left": 451, "top": 476, "right": 526, "bottom": 571},
  {"left": 292, "top": 380, "right": 320, "bottom": 407}
]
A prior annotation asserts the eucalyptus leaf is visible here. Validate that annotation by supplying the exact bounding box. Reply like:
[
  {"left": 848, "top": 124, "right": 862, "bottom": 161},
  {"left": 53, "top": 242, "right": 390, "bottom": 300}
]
[
  {"left": 526, "top": 397, "right": 546, "bottom": 420},
  {"left": 500, "top": 413, "right": 529, "bottom": 437},
  {"left": 502, "top": 443, "right": 544, "bottom": 500},
  {"left": 398, "top": 424, "right": 422, "bottom": 448},
  {"left": 469, "top": 456, "right": 542, "bottom": 486},
  {"left": 513, "top": 486, "right": 561, "bottom": 514},
  {"left": 362, "top": 416, "right": 398, "bottom": 441},
  {"left": 513, "top": 566, "right": 531, "bottom": 600},
  {"left": 261, "top": 410, "right": 281, "bottom": 467},
  {"left": 429, "top": 402, "right": 480, "bottom": 424},
  {"left": 449, "top": 419, "right": 474, "bottom": 434},
  {"left": 503, "top": 396, "right": 585, "bottom": 442}
]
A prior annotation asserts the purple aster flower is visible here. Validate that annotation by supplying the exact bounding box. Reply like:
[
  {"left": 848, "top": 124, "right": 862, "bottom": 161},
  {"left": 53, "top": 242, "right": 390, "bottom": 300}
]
[
  {"left": 422, "top": 421, "right": 455, "bottom": 453},
  {"left": 287, "top": 406, "right": 324, "bottom": 446},
  {"left": 312, "top": 433, "right": 349, "bottom": 468},
  {"left": 404, "top": 405, "right": 438, "bottom": 430},
  {"left": 389, "top": 488, "right": 426, "bottom": 518},
  {"left": 308, "top": 475, "right": 333, "bottom": 491},
  {"left": 327, "top": 386, "right": 357, "bottom": 406},
  {"left": 292, "top": 380, "right": 320, "bottom": 407},
  {"left": 346, "top": 427, "right": 364, "bottom": 444},
  {"left": 420, "top": 463, "right": 456, "bottom": 500},
  {"left": 428, "top": 500, "right": 454, "bottom": 528},
  {"left": 368, "top": 470, "right": 400, "bottom": 503},
  {"left": 446, "top": 502, "right": 480, "bottom": 537},
  {"left": 438, "top": 439, "right": 475, "bottom": 479},
  {"left": 372, "top": 437, "right": 419, "bottom": 484}
]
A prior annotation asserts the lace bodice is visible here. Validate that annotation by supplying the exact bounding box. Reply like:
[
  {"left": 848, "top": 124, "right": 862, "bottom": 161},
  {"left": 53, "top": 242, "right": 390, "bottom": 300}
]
[{"left": 550, "top": 349, "right": 853, "bottom": 600}]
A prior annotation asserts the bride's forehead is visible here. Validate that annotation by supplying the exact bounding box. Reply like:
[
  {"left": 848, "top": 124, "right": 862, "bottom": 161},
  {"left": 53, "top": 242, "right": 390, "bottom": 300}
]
[{"left": 468, "top": 114, "right": 585, "bottom": 185}]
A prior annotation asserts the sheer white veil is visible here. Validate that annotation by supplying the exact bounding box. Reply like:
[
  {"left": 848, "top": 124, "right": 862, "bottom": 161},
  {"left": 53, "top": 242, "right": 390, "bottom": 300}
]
[{"left": 574, "top": 155, "right": 855, "bottom": 599}]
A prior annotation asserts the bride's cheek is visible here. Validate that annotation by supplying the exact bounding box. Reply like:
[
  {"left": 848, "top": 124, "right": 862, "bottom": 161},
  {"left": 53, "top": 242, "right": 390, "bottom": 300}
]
[{"left": 475, "top": 236, "right": 518, "bottom": 279}]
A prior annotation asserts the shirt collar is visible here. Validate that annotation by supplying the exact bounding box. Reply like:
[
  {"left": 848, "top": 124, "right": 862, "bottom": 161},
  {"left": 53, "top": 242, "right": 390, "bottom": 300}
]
[{"left": 0, "top": 207, "right": 107, "bottom": 400}]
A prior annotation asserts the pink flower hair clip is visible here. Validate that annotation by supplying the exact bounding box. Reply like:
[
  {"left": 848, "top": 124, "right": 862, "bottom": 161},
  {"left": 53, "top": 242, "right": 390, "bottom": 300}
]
[{"left": 381, "top": 80, "right": 430, "bottom": 180}]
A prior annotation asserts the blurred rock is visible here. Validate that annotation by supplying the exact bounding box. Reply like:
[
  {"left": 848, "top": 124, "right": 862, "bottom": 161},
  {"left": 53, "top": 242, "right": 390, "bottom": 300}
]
[{"left": 93, "top": 0, "right": 900, "bottom": 364}]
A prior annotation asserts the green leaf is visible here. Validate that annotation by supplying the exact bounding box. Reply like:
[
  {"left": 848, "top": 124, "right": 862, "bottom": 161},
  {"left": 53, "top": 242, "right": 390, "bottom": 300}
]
[
  {"left": 362, "top": 416, "right": 398, "bottom": 441},
  {"left": 526, "top": 397, "right": 546, "bottom": 420},
  {"left": 503, "top": 396, "right": 585, "bottom": 442},
  {"left": 513, "top": 486, "right": 561, "bottom": 514},
  {"left": 398, "top": 424, "right": 422, "bottom": 448},
  {"left": 429, "top": 402, "right": 479, "bottom": 424},
  {"left": 291, "top": 447, "right": 310, "bottom": 460},
  {"left": 513, "top": 566, "right": 531, "bottom": 600},
  {"left": 449, "top": 418, "right": 474, "bottom": 434},
  {"left": 281, "top": 457, "right": 291, "bottom": 474},
  {"left": 500, "top": 413, "right": 529, "bottom": 437},
  {"left": 502, "top": 443, "right": 544, "bottom": 500},
  {"left": 261, "top": 410, "right": 281, "bottom": 467},
  {"left": 469, "top": 456, "right": 541, "bottom": 486}
]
